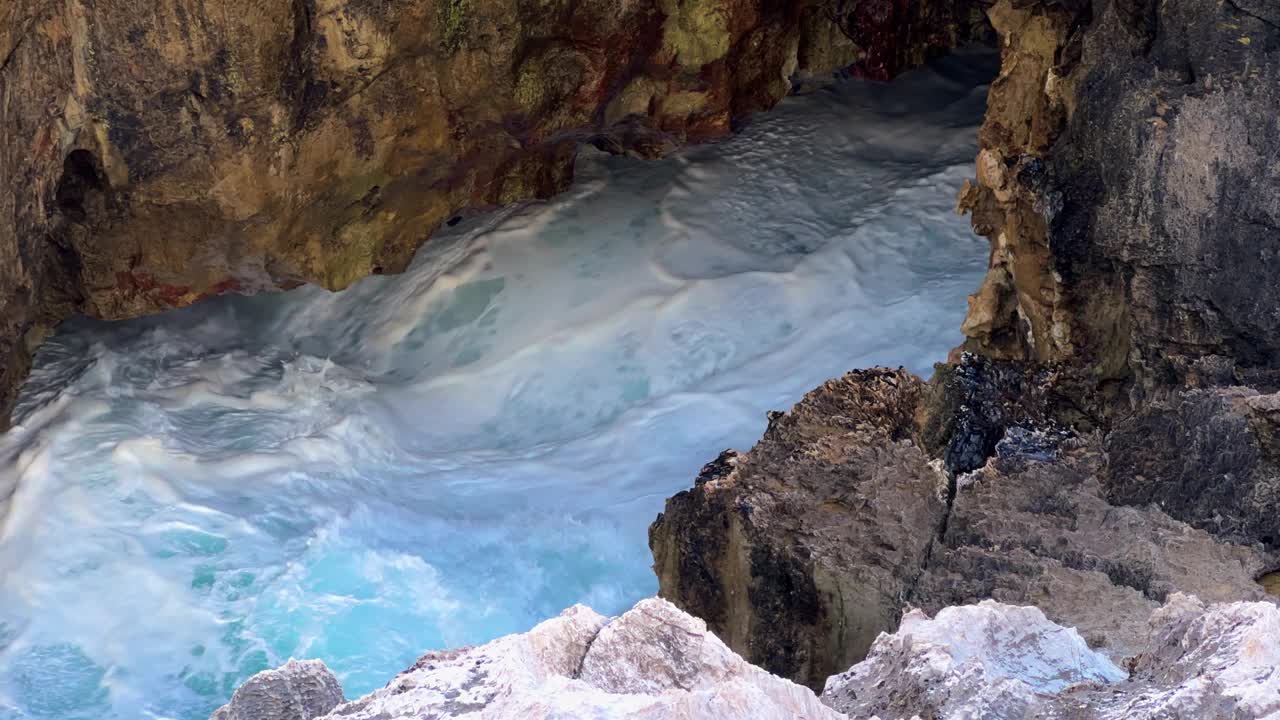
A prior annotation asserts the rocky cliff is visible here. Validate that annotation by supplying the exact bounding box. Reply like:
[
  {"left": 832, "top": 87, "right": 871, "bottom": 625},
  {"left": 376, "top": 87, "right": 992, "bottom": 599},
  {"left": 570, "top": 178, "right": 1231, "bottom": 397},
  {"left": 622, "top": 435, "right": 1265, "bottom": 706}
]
[
  {"left": 651, "top": 0, "right": 1280, "bottom": 694},
  {"left": 0, "top": 0, "right": 989, "bottom": 430},
  {"left": 958, "top": 0, "right": 1280, "bottom": 395},
  {"left": 650, "top": 358, "right": 1279, "bottom": 689}
]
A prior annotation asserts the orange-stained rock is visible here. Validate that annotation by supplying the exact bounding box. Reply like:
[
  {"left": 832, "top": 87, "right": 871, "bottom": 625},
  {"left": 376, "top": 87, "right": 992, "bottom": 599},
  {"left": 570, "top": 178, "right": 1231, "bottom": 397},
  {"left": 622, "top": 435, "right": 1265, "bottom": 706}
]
[{"left": 0, "top": 0, "right": 988, "bottom": 429}]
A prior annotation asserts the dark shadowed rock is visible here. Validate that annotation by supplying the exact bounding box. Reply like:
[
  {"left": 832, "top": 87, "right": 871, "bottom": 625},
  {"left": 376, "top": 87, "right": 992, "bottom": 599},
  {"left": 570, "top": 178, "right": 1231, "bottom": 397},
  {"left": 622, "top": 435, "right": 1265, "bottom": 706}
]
[
  {"left": 651, "top": 368, "right": 948, "bottom": 689},
  {"left": 1105, "top": 388, "right": 1280, "bottom": 548},
  {"left": 959, "top": 0, "right": 1280, "bottom": 399},
  {"left": 913, "top": 429, "right": 1271, "bottom": 656}
]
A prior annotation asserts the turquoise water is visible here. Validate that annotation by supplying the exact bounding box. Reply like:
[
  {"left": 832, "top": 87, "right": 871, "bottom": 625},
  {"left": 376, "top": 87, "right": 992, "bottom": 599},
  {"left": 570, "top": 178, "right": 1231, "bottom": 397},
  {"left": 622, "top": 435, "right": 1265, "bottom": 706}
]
[{"left": 0, "top": 52, "right": 995, "bottom": 719}]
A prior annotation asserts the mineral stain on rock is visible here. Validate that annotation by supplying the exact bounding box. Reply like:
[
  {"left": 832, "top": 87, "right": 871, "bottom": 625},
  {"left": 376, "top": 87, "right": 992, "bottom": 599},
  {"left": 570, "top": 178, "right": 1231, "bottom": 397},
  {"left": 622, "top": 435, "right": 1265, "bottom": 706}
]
[
  {"left": 0, "top": 0, "right": 991, "bottom": 430},
  {"left": 1262, "top": 571, "right": 1280, "bottom": 597}
]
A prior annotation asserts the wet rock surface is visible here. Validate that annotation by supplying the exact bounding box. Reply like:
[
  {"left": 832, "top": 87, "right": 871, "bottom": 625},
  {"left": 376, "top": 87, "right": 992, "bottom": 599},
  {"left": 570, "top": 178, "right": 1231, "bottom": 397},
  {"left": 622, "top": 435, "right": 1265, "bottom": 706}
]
[{"left": 0, "top": 0, "right": 988, "bottom": 430}]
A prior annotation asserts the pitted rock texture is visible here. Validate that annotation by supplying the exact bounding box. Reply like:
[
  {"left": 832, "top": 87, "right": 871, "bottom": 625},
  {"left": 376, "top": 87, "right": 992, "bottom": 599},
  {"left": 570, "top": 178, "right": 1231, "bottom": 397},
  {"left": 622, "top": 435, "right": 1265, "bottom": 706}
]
[
  {"left": 650, "top": 356, "right": 1278, "bottom": 690},
  {"left": 958, "top": 0, "right": 1280, "bottom": 397},
  {"left": 1104, "top": 387, "right": 1280, "bottom": 548},
  {"left": 911, "top": 427, "right": 1272, "bottom": 658},
  {"left": 226, "top": 596, "right": 1280, "bottom": 720},
  {"left": 822, "top": 595, "right": 1280, "bottom": 720},
  {"left": 650, "top": 368, "right": 950, "bottom": 690},
  {"left": 304, "top": 598, "right": 845, "bottom": 720},
  {"left": 0, "top": 0, "right": 989, "bottom": 430},
  {"left": 211, "top": 659, "right": 344, "bottom": 720},
  {"left": 822, "top": 601, "right": 1126, "bottom": 719}
]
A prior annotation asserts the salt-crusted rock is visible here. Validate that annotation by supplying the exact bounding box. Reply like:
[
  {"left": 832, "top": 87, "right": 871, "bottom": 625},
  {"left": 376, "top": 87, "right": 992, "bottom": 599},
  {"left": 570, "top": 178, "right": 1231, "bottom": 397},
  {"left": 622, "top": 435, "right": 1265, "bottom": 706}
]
[
  {"left": 1110, "top": 594, "right": 1280, "bottom": 720},
  {"left": 317, "top": 598, "right": 844, "bottom": 720},
  {"left": 223, "top": 595, "right": 1280, "bottom": 720},
  {"left": 822, "top": 595, "right": 1280, "bottom": 720},
  {"left": 821, "top": 601, "right": 1126, "bottom": 720},
  {"left": 211, "top": 659, "right": 344, "bottom": 720}
]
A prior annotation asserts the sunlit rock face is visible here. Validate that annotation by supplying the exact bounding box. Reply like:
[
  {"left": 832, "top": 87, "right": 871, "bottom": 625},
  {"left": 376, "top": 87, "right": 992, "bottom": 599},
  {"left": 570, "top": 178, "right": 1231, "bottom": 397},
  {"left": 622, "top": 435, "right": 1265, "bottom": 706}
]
[
  {"left": 264, "top": 598, "right": 844, "bottom": 720},
  {"left": 222, "top": 594, "right": 1280, "bottom": 720},
  {"left": 0, "top": 0, "right": 990, "bottom": 429},
  {"left": 823, "top": 601, "right": 1127, "bottom": 719},
  {"left": 824, "top": 595, "right": 1280, "bottom": 720}
]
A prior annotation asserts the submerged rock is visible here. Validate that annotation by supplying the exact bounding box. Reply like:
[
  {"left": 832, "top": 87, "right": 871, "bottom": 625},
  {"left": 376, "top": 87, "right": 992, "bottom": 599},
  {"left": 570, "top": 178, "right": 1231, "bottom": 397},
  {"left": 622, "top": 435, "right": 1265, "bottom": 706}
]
[
  {"left": 823, "top": 595, "right": 1280, "bottom": 720},
  {"left": 211, "top": 659, "right": 344, "bottom": 720},
  {"left": 314, "top": 597, "right": 843, "bottom": 720}
]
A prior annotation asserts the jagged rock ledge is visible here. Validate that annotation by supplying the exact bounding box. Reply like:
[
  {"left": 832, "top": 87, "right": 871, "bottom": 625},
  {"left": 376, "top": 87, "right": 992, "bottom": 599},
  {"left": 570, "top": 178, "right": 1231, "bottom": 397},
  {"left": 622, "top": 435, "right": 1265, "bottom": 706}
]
[
  {"left": 649, "top": 357, "right": 1280, "bottom": 690},
  {"left": 646, "top": 0, "right": 1280, "bottom": 699},
  {"left": 216, "top": 593, "right": 1280, "bottom": 720}
]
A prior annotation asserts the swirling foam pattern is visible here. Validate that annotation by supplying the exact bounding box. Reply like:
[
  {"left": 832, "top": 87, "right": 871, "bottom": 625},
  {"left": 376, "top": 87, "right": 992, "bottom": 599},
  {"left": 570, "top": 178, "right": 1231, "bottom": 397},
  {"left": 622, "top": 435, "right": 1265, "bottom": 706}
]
[{"left": 0, "top": 51, "right": 996, "bottom": 719}]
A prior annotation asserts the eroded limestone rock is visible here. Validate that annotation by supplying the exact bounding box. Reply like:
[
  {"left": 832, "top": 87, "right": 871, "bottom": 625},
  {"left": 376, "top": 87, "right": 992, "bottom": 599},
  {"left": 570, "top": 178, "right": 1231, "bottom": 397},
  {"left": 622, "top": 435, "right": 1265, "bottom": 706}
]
[
  {"left": 224, "top": 595, "right": 1280, "bottom": 720},
  {"left": 823, "top": 595, "right": 1280, "bottom": 720},
  {"left": 822, "top": 601, "right": 1126, "bottom": 719},
  {"left": 311, "top": 598, "right": 844, "bottom": 720},
  {"left": 958, "top": 0, "right": 1280, "bottom": 396}
]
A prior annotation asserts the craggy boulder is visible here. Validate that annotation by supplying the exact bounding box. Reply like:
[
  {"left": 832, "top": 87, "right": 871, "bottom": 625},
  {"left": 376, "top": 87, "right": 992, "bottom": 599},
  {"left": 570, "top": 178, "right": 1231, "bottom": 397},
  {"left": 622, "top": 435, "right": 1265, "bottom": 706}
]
[
  {"left": 211, "top": 659, "right": 344, "bottom": 720},
  {"left": 650, "top": 368, "right": 950, "bottom": 690},
  {"left": 307, "top": 598, "right": 844, "bottom": 720},
  {"left": 651, "top": 357, "right": 1278, "bottom": 689}
]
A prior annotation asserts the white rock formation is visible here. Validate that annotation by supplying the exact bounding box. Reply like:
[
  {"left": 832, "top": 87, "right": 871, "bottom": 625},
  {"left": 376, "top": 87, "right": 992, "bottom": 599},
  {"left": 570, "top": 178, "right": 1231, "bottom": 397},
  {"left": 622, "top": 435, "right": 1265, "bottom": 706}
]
[
  {"left": 320, "top": 597, "right": 844, "bottom": 720},
  {"left": 217, "top": 594, "right": 1280, "bottom": 720},
  {"left": 823, "top": 594, "right": 1280, "bottom": 720},
  {"left": 822, "top": 600, "right": 1126, "bottom": 720},
  {"left": 1104, "top": 594, "right": 1280, "bottom": 719}
]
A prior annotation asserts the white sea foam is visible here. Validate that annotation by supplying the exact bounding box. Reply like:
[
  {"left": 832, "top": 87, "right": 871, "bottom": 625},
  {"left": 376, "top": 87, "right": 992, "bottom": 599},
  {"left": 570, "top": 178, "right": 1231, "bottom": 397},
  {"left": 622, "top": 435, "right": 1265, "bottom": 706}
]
[{"left": 0, "top": 50, "right": 995, "bottom": 719}]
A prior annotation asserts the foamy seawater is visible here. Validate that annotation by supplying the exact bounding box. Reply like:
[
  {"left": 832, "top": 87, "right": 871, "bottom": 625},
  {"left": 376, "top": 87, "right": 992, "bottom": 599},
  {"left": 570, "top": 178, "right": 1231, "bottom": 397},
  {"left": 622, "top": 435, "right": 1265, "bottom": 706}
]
[{"left": 0, "top": 51, "right": 996, "bottom": 719}]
